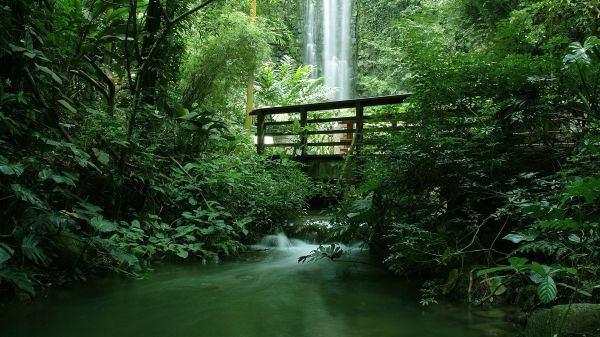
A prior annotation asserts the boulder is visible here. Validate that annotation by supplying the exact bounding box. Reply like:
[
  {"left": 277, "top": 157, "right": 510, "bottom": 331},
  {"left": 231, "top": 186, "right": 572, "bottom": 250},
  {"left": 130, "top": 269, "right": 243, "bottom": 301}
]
[{"left": 525, "top": 303, "right": 600, "bottom": 337}]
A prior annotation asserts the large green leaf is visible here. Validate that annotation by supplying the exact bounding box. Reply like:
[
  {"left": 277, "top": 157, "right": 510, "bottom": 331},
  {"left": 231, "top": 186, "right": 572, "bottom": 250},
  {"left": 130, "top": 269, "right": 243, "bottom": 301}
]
[
  {"left": 38, "top": 168, "right": 77, "bottom": 186},
  {"left": 90, "top": 216, "right": 117, "bottom": 233},
  {"left": 508, "top": 257, "right": 529, "bottom": 267},
  {"left": 176, "top": 249, "right": 189, "bottom": 259},
  {"left": 503, "top": 231, "right": 537, "bottom": 243},
  {"left": 109, "top": 248, "right": 139, "bottom": 268},
  {"left": 35, "top": 64, "right": 62, "bottom": 85},
  {"left": 11, "top": 184, "right": 48, "bottom": 209},
  {"left": 92, "top": 148, "right": 110, "bottom": 165},
  {"left": 0, "top": 269, "right": 35, "bottom": 296},
  {"left": 0, "top": 163, "right": 24, "bottom": 176},
  {"left": 562, "top": 176, "right": 600, "bottom": 204},
  {"left": 476, "top": 265, "right": 513, "bottom": 277},
  {"left": 57, "top": 99, "right": 77, "bottom": 113},
  {"left": 0, "top": 245, "right": 14, "bottom": 265},
  {"left": 537, "top": 276, "right": 557, "bottom": 304}
]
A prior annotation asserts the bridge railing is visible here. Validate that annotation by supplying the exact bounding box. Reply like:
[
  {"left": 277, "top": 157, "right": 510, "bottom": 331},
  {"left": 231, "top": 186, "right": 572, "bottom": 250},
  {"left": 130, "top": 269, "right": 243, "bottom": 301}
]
[{"left": 249, "top": 93, "right": 412, "bottom": 157}]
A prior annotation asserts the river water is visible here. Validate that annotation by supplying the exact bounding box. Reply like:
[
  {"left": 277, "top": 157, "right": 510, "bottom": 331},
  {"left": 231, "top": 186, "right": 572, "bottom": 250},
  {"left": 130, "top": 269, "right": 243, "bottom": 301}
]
[{"left": 0, "top": 234, "right": 517, "bottom": 337}]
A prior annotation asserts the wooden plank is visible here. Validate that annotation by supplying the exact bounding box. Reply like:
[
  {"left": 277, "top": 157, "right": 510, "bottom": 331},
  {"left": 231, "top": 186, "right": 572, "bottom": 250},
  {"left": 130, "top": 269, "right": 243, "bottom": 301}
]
[
  {"left": 264, "top": 120, "right": 295, "bottom": 126},
  {"left": 310, "top": 129, "right": 357, "bottom": 135},
  {"left": 296, "top": 154, "right": 345, "bottom": 161},
  {"left": 265, "top": 129, "right": 357, "bottom": 136},
  {"left": 263, "top": 115, "right": 373, "bottom": 126},
  {"left": 264, "top": 141, "right": 353, "bottom": 147},
  {"left": 367, "top": 125, "right": 404, "bottom": 131},
  {"left": 307, "top": 141, "right": 352, "bottom": 146},
  {"left": 355, "top": 101, "right": 364, "bottom": 155},
  {"left": 264, "top": 143, "right": 297, "bottom": 147},
  {"left": 249, "top": 93, "right": 412, "bottom": 116},
  {"left": 265, "top": 126, "right": 401, "bottom": 137},
  {"left": 265, "top": 139, "right": 377, "bottom": 148},
  {"left": 307, "top": 116, "right": 365, "bottom": 124}
]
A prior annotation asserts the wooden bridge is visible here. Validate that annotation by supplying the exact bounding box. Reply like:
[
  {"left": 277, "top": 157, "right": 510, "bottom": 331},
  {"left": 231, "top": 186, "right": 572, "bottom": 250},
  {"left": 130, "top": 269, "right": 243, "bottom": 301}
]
[{"left": 249, "top": 93, "right": 412, "bottom": 162}]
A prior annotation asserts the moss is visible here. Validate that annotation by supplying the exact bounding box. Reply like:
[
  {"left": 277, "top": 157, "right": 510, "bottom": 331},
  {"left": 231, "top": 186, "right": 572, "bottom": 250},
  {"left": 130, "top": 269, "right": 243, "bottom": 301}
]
[{"left": 525, "top": 303, "right": 600, "bottom": 337}]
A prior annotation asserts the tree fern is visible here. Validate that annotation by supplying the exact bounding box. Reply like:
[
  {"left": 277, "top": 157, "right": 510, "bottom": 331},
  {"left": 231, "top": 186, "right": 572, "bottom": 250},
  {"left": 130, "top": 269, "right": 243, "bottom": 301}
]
[{"left": 509, "top": 240, "right": 571, "bottom": 259}]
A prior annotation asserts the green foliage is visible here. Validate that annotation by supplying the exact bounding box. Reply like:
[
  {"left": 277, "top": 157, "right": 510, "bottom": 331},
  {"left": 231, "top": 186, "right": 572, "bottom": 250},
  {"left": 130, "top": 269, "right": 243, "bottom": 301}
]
[
  {"left": 255, "top": 56, "right": 330, "bottom": 106},
  {"left": 0, "top": 0, "right": 317, "bottom": 300},
  {"left": 335, "top": 0, "right": 600, "bottom": 308},
  {"left": 298, "top": 243, "right": 344, "bottom": 263},
  {"left": 161, "top": 147, "right": 314, "bottom": 235},
  {"left": 477, "top": 257, "right": 577, "bottom": 304},
  {"left": 179, "top": 11, "right": 273, "bottom": 114},
  {"left": 562, "top": 36, "right": 600, "bottom": 118},
  {"left": 420, "top": 279, "right": 443, "bottom": 306}
]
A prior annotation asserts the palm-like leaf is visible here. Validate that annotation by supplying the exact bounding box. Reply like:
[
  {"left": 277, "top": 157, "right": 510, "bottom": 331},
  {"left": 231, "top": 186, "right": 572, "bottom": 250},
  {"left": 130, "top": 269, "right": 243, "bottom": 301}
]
[{"left": 21, "top": 234, "right": 50, "bottom": 266}]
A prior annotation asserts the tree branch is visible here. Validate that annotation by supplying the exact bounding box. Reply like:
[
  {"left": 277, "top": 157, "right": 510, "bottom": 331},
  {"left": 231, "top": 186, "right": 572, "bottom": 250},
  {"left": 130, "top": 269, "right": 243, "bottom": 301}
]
[
  {"left": 69, "top": 69, "right": 109, "bottom": 101},
  {"left": 24, "top": 67, "right": 76, "bottom": 143},
  {"left": 170, "top": 0, "right": 220, "bottom": 26},
  {"left": 85, "top": 56, "right": 116, "bottom": 115}
]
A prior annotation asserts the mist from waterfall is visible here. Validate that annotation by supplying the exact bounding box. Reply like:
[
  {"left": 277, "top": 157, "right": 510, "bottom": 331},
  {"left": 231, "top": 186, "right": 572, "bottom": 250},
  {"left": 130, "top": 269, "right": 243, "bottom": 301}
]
[{"left": 304, "top": 0, "right": 353, "bottom": 100}]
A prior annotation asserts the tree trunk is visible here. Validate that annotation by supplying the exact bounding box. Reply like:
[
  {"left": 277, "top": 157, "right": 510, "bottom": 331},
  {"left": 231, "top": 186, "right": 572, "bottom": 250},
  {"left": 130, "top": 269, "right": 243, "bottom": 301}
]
[{"left": 139, "top": 0, "right": 162, "bottom": 105}]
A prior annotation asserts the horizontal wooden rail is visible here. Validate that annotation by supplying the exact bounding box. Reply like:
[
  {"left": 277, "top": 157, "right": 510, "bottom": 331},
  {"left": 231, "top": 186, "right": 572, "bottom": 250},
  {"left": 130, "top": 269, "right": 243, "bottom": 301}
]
[
  {"left": 266, "top": 129, "right": 357, "bottom": 136},
  {"left": 264, "top": 141, "right": 352, "bottom": 147},
  {"left": 252, "top": 93, "right": 412, "bottom": 156},
  {"left": 264, "top": 140, "right": 378, "bottom": 148},
  {"left": 250, "top": 93, "right": 412, "bottom": 116},
  {"left": 264, "top": 116, "right": 373, "bottom": 126},
  {"left": 263, "top": 125, "right": 402, "bottom": 136}
]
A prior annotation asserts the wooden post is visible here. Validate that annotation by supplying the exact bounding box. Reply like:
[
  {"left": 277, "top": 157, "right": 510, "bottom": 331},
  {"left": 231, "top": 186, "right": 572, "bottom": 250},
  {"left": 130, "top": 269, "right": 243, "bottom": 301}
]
[
  {"left": 244, "top": 0, "right": 258, "bottom": 131},
  {"left": 300, "top": 108, "right": 308, "bottom": 156},
  {"left": 257, "top": 112, "right": 266, "bottom": 154},
  {"left": 355, "top": 102, "right": 364, "bottom": 155}
]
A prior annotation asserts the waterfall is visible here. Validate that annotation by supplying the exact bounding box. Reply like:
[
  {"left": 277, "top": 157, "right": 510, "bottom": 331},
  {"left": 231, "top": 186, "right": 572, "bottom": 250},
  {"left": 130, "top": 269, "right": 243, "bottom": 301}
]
[
  {"left": 304, "top": 0, "right": 353, "bottom": 100},
  {"left": 304, "top": 0, "right": 318, "bottom": 79}
]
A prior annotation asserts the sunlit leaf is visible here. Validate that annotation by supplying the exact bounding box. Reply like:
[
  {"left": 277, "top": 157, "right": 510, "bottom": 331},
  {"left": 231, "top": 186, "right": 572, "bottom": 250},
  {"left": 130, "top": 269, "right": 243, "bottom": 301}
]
[
  {"left": 35, "top": 64, "right": 62, "bottom": 85},
  {"left": 57, "top": 100, "right": 76, "bottom": 113},
  {"left": 537, "top": 276, "right": 557, "bottom": 304},
  {"left": 504, "top": 231, "right": 537, "bottom": 243},
  {"left": 90, "top": 216, "right": 117, "bottom": 233},
  {"left": 92, "top": 148, "right": 110, "bottom": 165}
]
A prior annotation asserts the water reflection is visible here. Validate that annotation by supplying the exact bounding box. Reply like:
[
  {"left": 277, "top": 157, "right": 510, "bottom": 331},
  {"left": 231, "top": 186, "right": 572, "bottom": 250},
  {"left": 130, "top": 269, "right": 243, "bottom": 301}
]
[{"left": 0, "top": 234, "right": 517, "bottom": 337}]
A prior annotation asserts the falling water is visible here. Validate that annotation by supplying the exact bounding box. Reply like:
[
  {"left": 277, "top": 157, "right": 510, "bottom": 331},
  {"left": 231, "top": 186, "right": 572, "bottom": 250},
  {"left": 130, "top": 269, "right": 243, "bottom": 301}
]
[
  {"left": 304, "top": 0, "right": 353, "bottom": 100},
  {"left": 304, "top": 0, "right": 318, "bottom": 79}
]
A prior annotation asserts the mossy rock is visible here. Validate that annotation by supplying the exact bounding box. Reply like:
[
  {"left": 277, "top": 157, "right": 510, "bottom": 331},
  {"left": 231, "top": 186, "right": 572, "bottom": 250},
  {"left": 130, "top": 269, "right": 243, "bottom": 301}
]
[{"left": 525, "top": 303, "right": 600, "bottom": 337}]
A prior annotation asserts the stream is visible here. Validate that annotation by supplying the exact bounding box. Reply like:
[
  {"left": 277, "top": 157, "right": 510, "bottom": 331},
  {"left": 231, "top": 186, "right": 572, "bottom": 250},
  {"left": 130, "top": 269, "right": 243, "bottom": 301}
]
[{"left": 0, "top": 234, "right": 518, "bottom": 337}]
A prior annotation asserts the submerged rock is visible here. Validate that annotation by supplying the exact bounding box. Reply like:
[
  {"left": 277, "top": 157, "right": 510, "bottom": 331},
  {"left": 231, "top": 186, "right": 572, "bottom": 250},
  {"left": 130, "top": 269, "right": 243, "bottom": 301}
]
[{"left": 525, "top": 303, "right": 600, "bottom": 337}]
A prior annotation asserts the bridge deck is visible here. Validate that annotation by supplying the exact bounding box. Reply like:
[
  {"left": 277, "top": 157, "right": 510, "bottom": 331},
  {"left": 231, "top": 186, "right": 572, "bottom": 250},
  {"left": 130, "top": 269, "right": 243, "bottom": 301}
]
[{"left": 250, "top": 93, "right": 412, "bottom": 159}]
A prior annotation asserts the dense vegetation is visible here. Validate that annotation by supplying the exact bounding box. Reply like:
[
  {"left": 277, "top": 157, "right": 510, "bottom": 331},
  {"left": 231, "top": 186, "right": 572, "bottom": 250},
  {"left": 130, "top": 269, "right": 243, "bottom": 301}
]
[
  {"left": 1, "top": 0, "right": 599, "bottom": 320},
  {"left": 334, "top": 0, "right": 600, "bottom": 308},
  {"left": 0, "top": 0, "right": 316, "bottom": 299}
]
